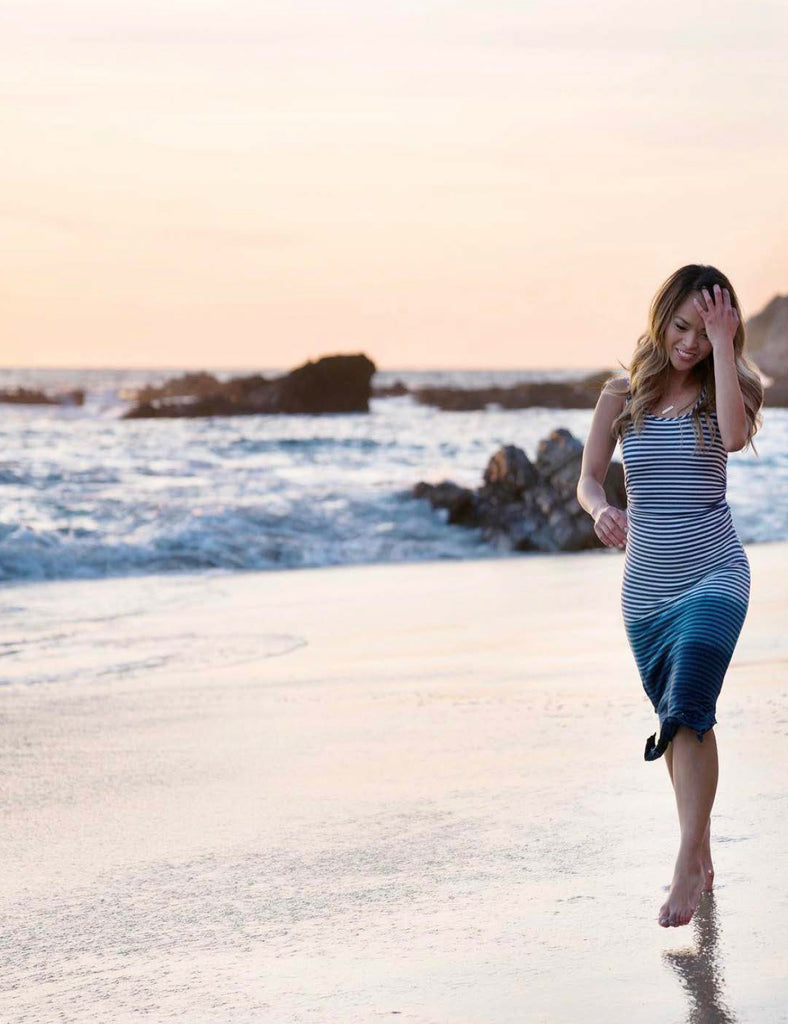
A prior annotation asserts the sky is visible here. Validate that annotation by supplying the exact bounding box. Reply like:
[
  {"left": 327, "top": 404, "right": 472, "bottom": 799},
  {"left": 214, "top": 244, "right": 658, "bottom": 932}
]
[{"left": 2, "top": 0, "right": 787, "bottom": 371}]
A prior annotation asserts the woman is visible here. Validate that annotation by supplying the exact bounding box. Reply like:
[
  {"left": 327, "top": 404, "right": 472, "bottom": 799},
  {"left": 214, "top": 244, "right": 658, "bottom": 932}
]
[{"left": 576, "top": 265, "right": 764, "bottom": 928}]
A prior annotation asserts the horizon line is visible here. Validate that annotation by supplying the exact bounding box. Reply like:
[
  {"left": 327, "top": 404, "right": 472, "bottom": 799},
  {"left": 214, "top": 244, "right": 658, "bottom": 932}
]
[{"left": 0, "top": 363, "right": 612, "bottom": 373}]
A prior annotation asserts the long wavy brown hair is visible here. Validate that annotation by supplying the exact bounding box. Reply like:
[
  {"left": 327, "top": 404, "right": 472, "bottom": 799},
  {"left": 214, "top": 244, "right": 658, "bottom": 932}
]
[{"left": 604, "top": 264, "right": 764, "bottom": 454}]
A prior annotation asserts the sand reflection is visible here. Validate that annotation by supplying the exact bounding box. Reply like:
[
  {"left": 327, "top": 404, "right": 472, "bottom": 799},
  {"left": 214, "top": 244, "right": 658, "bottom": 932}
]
[{"left": 663, "top": 892, "right": 737, "bottom": 1024}]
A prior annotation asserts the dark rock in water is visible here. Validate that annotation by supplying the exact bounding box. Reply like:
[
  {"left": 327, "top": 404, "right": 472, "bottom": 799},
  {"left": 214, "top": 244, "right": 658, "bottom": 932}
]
[
  {"left": 372, "top": 379, "right": 409, "bottom": 398},
  {"left": 764, "top": 375, "right": 788, "bottom": 406},
  {"left": 411, "top": 369, "right": 618, "bottom": 411},
  {"left": 745, "top": 294, "right": 788, "bottom": 379},
  {"left": 534, "top": 428, "right": 585, "bottom": 501},
  {"left": 126, "top": 394, "right": 240, "bottom": 419},
  {"left": 411, "top": 427, "right": 626, "bottom": 553},
  {"left": 122, "top": 354, "right": 377, "bottom": 418},
  {"left": 133, "top": 371, "right": 226, "bottom": 404},
  {"left": 0, "top": 387, "right": 85, "bottom": 406},
  {"left": 412, "top": 481, "right": 480, "bottom": 526},
  {"left": 483, "top": 445, "right": 539, "bottom": 496},
  {"left": 259, "top": 355, "right": 376, "bottom": 414}
]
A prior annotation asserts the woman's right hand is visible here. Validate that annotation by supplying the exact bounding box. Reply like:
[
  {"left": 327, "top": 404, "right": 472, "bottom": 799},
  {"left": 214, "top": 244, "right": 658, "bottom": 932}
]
[{"left": 593, "top": 504, "right": 628, "bottom": 550}]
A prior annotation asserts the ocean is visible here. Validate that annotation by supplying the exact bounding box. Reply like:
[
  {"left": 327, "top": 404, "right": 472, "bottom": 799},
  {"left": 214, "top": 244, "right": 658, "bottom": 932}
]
[{"left": 0, "top": 366, "right": 784, "bottom": 585}]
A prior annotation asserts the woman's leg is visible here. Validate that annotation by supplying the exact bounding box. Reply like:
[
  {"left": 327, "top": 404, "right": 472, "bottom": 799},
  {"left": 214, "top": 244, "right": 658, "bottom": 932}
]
[
  {"left": 665, "top": 741, "right": 714, "bottom": 890},
  {"left": 659, "top": 725, "right": 719, "bottom": 927}
]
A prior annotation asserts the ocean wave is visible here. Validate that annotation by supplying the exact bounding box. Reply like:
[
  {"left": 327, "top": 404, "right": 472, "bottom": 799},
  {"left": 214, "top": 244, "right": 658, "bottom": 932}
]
[{"left": 0, "top": 367, "right": 783, "bottom": 584}]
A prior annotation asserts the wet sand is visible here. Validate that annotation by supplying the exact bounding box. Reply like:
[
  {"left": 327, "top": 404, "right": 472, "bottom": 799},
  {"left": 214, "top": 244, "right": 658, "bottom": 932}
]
[{"left": 1, "top": 543, "right": 786, "bottom": 1022}]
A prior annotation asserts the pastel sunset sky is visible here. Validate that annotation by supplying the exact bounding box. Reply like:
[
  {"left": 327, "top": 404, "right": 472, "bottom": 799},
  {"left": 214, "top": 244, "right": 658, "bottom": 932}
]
[{"left": 3, "top": 0, "right": 786, "bottom": 370}]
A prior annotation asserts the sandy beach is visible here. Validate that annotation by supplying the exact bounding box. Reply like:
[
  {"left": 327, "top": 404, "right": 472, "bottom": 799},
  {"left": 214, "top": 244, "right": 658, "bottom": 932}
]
[{"left": 1, "top": 542, "right": 786, "bottom": 1023}]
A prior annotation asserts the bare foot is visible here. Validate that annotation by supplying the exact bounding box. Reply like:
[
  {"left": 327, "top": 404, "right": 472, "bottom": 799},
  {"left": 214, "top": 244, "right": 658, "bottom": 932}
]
[{"left": 658, "top": 858, "right": 706, "bottom": 927}]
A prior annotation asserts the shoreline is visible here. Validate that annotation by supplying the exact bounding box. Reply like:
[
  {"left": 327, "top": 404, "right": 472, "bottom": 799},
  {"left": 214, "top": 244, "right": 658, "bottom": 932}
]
[{"left": 1, "top": 531, "right": 785, "bottom": 594}]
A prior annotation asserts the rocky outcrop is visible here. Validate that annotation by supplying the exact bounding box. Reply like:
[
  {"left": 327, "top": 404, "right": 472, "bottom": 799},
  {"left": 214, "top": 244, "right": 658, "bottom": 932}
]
[
  {"left": 372, "top": 379, "right": 409, "bottom": 398},
  {"left": 411, "top": 428, "right": 625, "bottom": 553},
  {"left": 122, "top": 354, "right": 377, "bottom": 418},
  {"left": 764, "top": 375, "right": 788, "bottom": 405},
  {"left": 746, "top": 295, "right": 788, "bottom": 378},
  {"left": 0, "top": 387, "right": 84, "bottom": 406},
  {"left": 131, "top": 371, "right": 226, "bottom": 404},
  {"left": 410, "top": 369, "right": 618, "bottom": 411}
]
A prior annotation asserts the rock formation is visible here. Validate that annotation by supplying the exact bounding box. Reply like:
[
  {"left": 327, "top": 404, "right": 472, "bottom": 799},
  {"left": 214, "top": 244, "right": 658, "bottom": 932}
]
[
  {"left": 746, "top": 294, "right": 788, "bottom": 378},
  {"left": 0, "top": 387, "right": 84, "bottom": 406},
  {"left": 123, "top": 354, "right": 376, "bottom": 418},
  {"left": 411, "top": 429, "right": 626, "bottom": 553},
  {"left": 409, "top": 370, "right": 615, "bottom": 411}
]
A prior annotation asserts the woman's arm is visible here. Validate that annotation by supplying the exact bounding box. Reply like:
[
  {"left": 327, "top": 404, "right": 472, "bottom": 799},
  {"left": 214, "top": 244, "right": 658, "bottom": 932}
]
[
  {"left": 694, "top": 285, "right": 748, "bottom": 452},
  {"left": 710, "top": 342, "right": 748, "bottom": 452},
  {"left": 576, "top": 384, "right": 629, "bottom": 549}
]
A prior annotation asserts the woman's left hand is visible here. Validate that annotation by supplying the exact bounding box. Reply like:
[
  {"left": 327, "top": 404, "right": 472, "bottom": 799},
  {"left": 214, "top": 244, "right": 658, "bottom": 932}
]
[{"left": 693, "top": 284, "right": 739, "bottom": 352}]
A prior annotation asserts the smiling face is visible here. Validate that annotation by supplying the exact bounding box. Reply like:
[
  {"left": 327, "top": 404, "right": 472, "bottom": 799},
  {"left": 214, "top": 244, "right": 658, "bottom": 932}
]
[{"left": 664, "top": 292, "right": 713, "bottom": 370}]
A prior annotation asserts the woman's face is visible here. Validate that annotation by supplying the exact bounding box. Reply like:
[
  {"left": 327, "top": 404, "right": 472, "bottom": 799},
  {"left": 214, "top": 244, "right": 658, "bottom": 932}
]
[{"left": 664, "top": 292, "right": 714, "bottom": 371}]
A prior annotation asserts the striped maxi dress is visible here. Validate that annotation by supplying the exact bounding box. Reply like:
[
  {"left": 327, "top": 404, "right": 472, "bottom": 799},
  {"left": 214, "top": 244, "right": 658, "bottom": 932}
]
[{"left": 618, "top": 379, "right": 751, "bottom": 761}]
